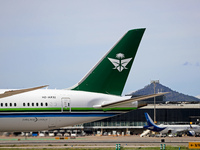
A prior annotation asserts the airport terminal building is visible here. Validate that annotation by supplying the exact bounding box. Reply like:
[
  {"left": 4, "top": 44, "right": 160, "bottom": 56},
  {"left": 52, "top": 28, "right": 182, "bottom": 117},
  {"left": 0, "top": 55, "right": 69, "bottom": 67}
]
[
  {"left": 82, "top": 104, "right": 200, "bottom": 134},
  {"left": 56, "top": 100, "right": 200, "bottom": 136}
]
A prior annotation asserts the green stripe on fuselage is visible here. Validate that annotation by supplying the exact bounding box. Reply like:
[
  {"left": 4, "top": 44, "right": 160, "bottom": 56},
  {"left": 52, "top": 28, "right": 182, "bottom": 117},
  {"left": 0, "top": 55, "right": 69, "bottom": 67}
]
[{"left": 0, "top": 107, "right": 137, "bottom": 112}]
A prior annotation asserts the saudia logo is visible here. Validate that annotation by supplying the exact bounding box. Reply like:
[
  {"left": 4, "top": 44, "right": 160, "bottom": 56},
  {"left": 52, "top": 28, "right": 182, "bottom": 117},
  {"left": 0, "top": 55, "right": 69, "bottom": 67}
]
[{"left": 108, "top": 53, "right": 132, "bottom": 72}]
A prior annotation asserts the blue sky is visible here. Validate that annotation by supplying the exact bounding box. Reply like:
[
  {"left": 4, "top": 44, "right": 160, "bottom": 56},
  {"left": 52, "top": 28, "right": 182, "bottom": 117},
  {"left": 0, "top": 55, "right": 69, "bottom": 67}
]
[{"left": 0, "top": 0, "right": 200, "bottom": 97}]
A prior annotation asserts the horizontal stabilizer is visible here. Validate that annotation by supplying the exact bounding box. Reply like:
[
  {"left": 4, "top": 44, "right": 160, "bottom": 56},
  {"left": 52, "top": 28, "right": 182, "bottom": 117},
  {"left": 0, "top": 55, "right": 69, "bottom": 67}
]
[
  {"left": 0, "top": 85, "right": 48, "bottom": 99},
  {"left": 101, "top": 92, "right": 168, "bottom": 108}
]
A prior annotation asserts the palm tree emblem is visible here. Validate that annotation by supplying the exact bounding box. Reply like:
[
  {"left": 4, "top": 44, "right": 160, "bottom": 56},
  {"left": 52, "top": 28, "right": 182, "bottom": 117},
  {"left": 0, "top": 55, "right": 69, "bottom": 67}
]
[{"left": 108, "top": 53, "right": 132, "bottom": 72}]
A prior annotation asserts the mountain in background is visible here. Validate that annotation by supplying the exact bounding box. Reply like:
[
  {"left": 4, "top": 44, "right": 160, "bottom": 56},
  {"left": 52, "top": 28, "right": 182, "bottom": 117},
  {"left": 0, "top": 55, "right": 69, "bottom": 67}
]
[{"left": 129, "top": 83, "right": 200, "bottom": 102}]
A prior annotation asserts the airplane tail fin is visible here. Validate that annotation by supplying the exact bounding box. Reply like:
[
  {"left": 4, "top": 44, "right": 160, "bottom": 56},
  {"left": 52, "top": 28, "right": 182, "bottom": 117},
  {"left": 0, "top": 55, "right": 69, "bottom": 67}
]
[
  {"left": 70, "top": 28, "right": 145, "bottom": 95},
  {"left": 144, "top": 112, "right": 156, "bottom": 127},
  {"left": 144, "top": 112, "right": 165, "bottom": 132}
]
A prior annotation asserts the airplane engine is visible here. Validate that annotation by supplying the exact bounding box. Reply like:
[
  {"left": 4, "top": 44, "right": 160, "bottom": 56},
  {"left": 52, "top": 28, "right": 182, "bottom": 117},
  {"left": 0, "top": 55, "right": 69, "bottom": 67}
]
[{"left": 188, "top": 130, "right": 195, "bottom": 136}]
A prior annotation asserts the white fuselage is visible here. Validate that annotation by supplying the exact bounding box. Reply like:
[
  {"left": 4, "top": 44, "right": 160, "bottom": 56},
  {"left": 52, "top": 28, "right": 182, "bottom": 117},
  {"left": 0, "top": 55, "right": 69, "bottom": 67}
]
[
  {"left": 158, "top": 124, "right": 200, "bottom": 134},
  {"left": 0, "top": 89, "right": 137, "bottom": 132}
]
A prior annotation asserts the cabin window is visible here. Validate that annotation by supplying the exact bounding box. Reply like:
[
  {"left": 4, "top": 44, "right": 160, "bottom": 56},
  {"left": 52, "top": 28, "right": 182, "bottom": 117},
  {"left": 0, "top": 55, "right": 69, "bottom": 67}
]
[
  {"left": 5, "top": 103, "right": 7, "bottom": 107},
  {"left": 45, "top": 103, "right": 48, "bottom": 106},
  {"left": 41, "top": 103, "right": 43, "bottom": 106},
  {"left": 1, "top": 103, "right": 3, "bottom": 107},
  {"left": 14, "top": 103, "right": 16, "bottom": 107},
  {"left": 23, "top": 103, "right": 25, "bottom": 106},
  {"left": 32, "top": 103, "right": 34, "bottom": 106},
  {"left": 27, "top": 103, "right": 30, "bottom": 107},
  {"left": 36, "top": 103, "right": 38, "bottom": 106},
  {"left": 10, "top": 103, "right": 12, "bottom": 107}
]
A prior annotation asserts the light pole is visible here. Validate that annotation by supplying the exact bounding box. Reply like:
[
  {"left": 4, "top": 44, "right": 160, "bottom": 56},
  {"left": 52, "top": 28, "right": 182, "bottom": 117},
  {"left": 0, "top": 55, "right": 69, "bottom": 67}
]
[{"left": 151, "top": 80, "right": 159, "bottom": 123}]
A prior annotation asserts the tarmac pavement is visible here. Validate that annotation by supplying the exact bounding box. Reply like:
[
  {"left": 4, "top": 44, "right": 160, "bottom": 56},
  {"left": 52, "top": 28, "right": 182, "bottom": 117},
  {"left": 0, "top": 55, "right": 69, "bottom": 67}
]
[{"left": 0, "top": 135, "right": 199, "bottom": 148}]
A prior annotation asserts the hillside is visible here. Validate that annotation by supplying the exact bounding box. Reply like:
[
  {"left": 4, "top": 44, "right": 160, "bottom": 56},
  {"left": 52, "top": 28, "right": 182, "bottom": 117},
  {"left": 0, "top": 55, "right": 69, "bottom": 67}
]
[
  {"left": 129, "top": 83, "right": 200, "bottom": 102},
  {"left": 196, "top": 95, "right": 200, "bottom": 99}
]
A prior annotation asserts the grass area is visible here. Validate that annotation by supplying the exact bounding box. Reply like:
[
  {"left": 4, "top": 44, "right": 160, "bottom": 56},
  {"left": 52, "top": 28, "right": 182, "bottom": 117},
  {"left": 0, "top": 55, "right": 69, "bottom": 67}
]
[
  {"left": 132, "top": 148, "right": 188, "bottom": 150},
  {"left": 0, "top": 147, "right": 189, "bottom": 150}
]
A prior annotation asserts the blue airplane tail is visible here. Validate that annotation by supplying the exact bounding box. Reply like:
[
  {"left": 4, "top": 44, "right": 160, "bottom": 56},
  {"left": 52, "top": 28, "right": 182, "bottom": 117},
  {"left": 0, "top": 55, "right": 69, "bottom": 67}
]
[{"left": 143, "top": 112, "right": 165, "bottom": 132}]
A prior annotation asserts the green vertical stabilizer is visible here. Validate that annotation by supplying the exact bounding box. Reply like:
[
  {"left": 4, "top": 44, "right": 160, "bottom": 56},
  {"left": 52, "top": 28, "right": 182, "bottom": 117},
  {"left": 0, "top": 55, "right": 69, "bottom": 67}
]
[{"left": 71, "top": 28, "right": 145, "bottom": 95}]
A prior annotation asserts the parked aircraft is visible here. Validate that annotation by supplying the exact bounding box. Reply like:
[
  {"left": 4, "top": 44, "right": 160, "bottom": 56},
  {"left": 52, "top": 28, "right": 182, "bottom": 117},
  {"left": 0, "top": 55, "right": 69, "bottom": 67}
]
[
  {"left": 0, "top": 28, "right": 167, "bottom": 132},
  {"left": 144, "top": 112, "right": 200, "bottom": 136}
]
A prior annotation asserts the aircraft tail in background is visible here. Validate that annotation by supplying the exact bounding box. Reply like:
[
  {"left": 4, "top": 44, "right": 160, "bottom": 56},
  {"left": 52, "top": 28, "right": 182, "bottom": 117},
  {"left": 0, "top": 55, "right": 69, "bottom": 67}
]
[{"left": 144, "top": 112, "right": 166, "bottom": 132}]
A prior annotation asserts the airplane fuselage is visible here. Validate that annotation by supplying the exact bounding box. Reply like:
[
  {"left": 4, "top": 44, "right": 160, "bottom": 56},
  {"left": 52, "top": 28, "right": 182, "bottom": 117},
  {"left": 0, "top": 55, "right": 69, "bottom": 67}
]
[
  {"left": 158, "top": 124, "right": 200, "bottom": 134},
  {"left": 144, "top": 112, "right": 200, "bottom": 135},
  {"left": 0, "top": 89, "right": 138, "bottom": 132},
  {"left": 0, "top": 29, "right": 148, "bottom": 132}
]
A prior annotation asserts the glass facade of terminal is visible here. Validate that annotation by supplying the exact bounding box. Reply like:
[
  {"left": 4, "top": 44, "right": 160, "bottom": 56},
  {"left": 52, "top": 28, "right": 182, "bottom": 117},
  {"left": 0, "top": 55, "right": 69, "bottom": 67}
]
[{"left": 84, "top": 108, "right": 200, "bottom": 127}]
